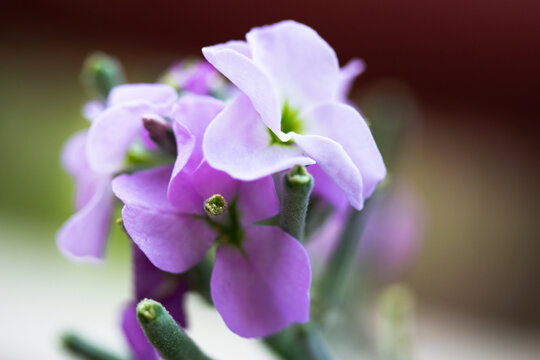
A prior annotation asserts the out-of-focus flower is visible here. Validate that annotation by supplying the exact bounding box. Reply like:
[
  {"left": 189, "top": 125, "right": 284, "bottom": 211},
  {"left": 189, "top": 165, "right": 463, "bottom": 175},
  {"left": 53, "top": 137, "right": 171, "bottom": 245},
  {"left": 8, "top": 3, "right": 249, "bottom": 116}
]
[
  {"left": 113, "top": 165, "right": 311, "bottom": 338},
  {"left": 160, "top": 59, "right": 230, "bottom": 97},
  {"left": 202, "top": 20, "right": 385, "bottom": 210},
  {"left": 358, "top": 183, "right": 424, "bottom": 279},
  {"left": 307, "top": 183, "right": 424, "bottom": 280},
  {"left": 122, "top": 244, "right": 187, "bottom": 360},
  {"left": 56, "top": 131, "right": 113, "bottom": 261}
]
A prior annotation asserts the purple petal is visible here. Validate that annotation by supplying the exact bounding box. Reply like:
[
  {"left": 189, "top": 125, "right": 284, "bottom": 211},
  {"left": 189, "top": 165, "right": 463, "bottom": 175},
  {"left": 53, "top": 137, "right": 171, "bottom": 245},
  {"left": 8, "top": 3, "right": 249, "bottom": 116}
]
[
  {"left": 108, "top": 83, "right": 177, "bottom": 109},
  {"left": 293, "top": 133, "right": 364, "bottom": 210},
  {"left": 202, "top": 42, "right": 282, "bottom": 135},
  {"left": 301, "top": 102, "right": 386, "bottom": 199},
  {"left": 132, "top": 244, "right": 189, "bottom": 324},
  {"left": 122, "top": 205, "right": 215, "bottom": 273},
  {"left": 191, "top": 162, "right": 238, "bottom": 202},
  {"left": 237, "top": 177, "right": 280, "bottom": 225},
  {"left": 121, "top": 303, "right": 157, "bottom": 360},
  {"left": 211, "top": 226, "right": 311, "bottom": 338},
  {"left": 86, "top": 103, "right": 155, "bottom": 173},
  {"left": 61, "top": 131, "right": 103, "bottom": 209},
  {"left": 337, "top": 58, "right": 365, "bottom": 101},
  {"left": 203, "top": 94, "right": 314, "bottom": 180},
  {"left": 112, "top": 166, "right": 178, "bottom": 213},
  {"left": 246, "top": 20, "right": 340, "bottom": 108},
  {"left": 170, "top": 94, "right": 225, "bottom": 172},
  {"left": 308, "top": 164, "right": 348, "bottom": 211},
  {"left": 82, "top": 101, "right": 105, "bottom": 121},
  {"left": 56, "top": 179, "right": 113, "bottom": 262}
]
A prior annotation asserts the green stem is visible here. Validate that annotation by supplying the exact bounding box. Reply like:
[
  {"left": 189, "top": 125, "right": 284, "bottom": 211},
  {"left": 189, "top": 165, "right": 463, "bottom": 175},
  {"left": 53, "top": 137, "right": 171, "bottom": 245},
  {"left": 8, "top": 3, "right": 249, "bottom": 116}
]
[
  {"left": 264, "top": 323, "right": 333, "bottom": 360},
  {"left": 61, "top": 333, "right": 125, "bottom": 360},
  {"left": 316, "top": 197, "right": 376, "bottom": 318},
  {"left": 136, "top": 299, "right": 213, "bottom": 360},
  {"left": 279, "top": 165, "right": 314, "bottom": 242}
]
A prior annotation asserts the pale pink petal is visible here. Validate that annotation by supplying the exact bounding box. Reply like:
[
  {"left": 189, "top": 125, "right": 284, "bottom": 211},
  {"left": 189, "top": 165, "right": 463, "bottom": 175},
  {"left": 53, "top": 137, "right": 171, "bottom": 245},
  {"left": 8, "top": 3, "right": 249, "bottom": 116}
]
[
  {"left": 337, "top": 58, "right": 365, "bottom": 101},
  {"left": 86, "top": 103, "right": 156, "bottom": 173},
  {"left": 301, "top": 102, "right": 386, "bottom": 199},
  {"left": 293, "top": 133, "right": 364, "bottom": 210},
  {"left": 56, "top": 179, "right": 113, "bottom": 262},
  {"left": 202, "top": 43, "right": 282, "bottom": 135},
  {"left": 246, "top": 20, "right": 340, "bottom": 108},
  {"left": 203, "top": 94, "right": 314, "bottom": 181},
  {"left": 108, "top": 83, "right": 177, "bottom": 110}
]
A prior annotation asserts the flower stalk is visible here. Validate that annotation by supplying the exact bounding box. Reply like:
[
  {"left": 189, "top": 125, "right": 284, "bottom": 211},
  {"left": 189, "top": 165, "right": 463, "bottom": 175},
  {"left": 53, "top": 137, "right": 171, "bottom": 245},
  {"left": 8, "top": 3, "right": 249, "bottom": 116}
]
[
  {"left": 136, "top": 299, "right": 213, "bottom": 360},
  {"left": 61, "top": 332, "right": 124, "bottom": 360},
  {"left": 279, "top": 165, "right": 314, "bottom": 242}
]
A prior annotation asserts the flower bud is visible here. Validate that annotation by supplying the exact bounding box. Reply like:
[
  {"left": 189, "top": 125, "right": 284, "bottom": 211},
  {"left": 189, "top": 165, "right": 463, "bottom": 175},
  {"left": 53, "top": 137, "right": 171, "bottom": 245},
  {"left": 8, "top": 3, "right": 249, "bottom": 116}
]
[
  {"left": 80, "top": 52, "right": 125, "bottom": 99},
  {"left": 142, "top": 114, "right": 177, "bottom": 155}
]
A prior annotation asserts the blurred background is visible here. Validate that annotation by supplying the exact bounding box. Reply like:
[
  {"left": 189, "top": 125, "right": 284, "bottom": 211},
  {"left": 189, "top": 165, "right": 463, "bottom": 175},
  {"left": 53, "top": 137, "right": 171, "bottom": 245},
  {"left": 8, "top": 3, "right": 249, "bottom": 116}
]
[{"left": 1, "top": 1, "right": 539, "bottom": 359}]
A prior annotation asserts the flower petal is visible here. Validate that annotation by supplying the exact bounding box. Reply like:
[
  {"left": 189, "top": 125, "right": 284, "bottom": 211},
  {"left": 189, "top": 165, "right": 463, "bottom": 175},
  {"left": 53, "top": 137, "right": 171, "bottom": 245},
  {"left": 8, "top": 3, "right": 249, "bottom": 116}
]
[
  {"left": 308, "top": 164, "right": 348, "bottom": 211},
  {"left": 112, "top": 166, "right": 178, "bottom": 213},
  {"left": 170, "top": 94, "right": 225, "bottom": 172},
  {"left": 108, "top": 83, "right": 177, "bottom": 109},
  {"left": 122, "top": 205, "right": 215, "bottom": 273},
  {"left": 202, "top": 42, "right": 282, "bottom": 135},
  {"left": 301, "top": 102, "right": 386, "bottom": 199},
  {"left": 56, "top": 179, "right": 113, "bottom": 262},
  {"left": 191, "top": 162, "right": 238, "bottom": 202},
  {"left": 87, "top": 103, "right": 156, "bottom": 173},
  {"left": 246, "top": 20, "right": 340, "bottom": 108},
  {"left": 203, "top": 94, "right": 314, "bottom": 181},
  {"left": 293, "top": 133, "right": 364, "bottom": 209},
  {"left": 237, "top": 177, "right": 280, "bottom": 226},
  {"left": 337, "top": 58, "right": 365, "bottom": 101},
  {"left": 211, "top": 226, "right": 311, "bottom": 338}
]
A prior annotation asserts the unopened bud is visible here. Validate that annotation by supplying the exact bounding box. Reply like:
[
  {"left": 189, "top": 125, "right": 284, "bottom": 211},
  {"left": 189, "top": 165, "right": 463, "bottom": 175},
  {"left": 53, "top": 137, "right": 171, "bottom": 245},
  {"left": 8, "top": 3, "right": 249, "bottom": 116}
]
[
  {"left": 204, "top": 194, "right": 227, "bottom": 216},
  {"left": 81, "top": 52, "right": 125, "bottom": 98},
  {"left": 142, "top": 114, "right": 177, "bottom": 155},
  {"left": 286, "top": 164, "right": 312, "bottom": 186}
]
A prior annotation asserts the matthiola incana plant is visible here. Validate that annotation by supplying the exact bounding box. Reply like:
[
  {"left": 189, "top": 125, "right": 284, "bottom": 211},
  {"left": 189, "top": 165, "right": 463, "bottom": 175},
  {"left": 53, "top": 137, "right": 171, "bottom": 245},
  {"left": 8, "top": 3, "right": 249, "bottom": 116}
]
[{"left": 57, "top": 20, "right": 400, "bottom": 360}]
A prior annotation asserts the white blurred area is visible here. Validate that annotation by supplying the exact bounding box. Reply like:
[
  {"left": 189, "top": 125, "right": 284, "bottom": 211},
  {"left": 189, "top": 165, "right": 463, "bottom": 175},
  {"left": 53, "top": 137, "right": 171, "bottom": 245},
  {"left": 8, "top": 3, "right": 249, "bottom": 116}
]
[{"left": 1, "top": 212, "right": 539, "bottom": 360}]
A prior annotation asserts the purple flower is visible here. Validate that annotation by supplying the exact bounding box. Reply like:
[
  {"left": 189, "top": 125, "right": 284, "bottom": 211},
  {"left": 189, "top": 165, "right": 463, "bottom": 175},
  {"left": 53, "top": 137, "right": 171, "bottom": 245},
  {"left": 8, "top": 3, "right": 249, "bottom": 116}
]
[
  {"left": 112, "top": 164, "right": 311, "bottom": 338},
  {"left": 160, "top": 59, "right": 229, "bottom": 96},
  {"left": 202, "top": 20, "right": 386, "bottom": 209},
  {"left": 86, "top": 83, "right": 179, "bottom": 174},
  {"left": 56, "top": 131, "right": 114, "bottom": 261},
  {"left": 122, "top": 244, "right": 187, "bottom": 360}
]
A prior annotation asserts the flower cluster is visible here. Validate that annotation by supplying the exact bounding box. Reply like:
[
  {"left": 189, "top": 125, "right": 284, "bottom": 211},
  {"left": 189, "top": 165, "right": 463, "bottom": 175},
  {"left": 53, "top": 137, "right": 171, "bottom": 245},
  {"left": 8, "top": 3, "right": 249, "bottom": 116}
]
[{"left": 58, "top": 20, "right": 386, "bottom": 357}]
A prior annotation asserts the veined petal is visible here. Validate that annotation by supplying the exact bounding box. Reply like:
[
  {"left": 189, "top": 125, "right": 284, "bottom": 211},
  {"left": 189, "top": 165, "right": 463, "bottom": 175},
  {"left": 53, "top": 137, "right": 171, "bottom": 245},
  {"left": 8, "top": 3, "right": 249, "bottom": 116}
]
[
  {"left": 246, "top": 20, "right": 340, "bottom": 109},
  {"left": 203, "top": 94, "right": 314, "bottom": 181},
  {"left": 191, "top": 162, "right": 238, "bottom": 202},
  {"left": 301, "top": 102, "right": 386, "bottom": 198},
  {"left": 108, "top": 83, "right": 177, "bottom": 110},
  {"left": 293, "top": 133, "right": 364, "bottom": 210},
  {"left": 122, "top": 205, "right": 215, "bottom": 273},
  {"left": 202, "top": 43, "right": 282, "bottom": 135},
  {"left": 56, "top": 179, "right": 113, "bottom": 262},
  {"left": 337, "top": 58, "right": 365, "bottom": 101},
  {"left": 170, "top": 94, "right": 225, "bottom": 172},
  {"left": 87, "top": 102, "right": 157, "bottom": 173},
  {"left": 211, "top": 226, "right": 311, "bottom": 338},
  {"left": 237, "top": 177, "right": 280, "bottom": 226},
  {"left": 112, "top": 165, "right": 178, "bottom": 213}
]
